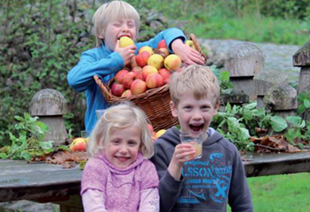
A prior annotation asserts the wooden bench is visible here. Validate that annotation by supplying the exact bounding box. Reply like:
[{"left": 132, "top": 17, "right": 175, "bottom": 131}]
[{"left": 1, "top": 151, "right": 310, "bottom": 211}]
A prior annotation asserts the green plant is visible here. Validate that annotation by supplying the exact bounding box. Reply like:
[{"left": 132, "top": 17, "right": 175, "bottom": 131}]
[
  {"left": 297, "top": 91, "right": 310, "bottom": 115},
  {"left": 0, "top": 113, "right": 54, "bottom": 161},
  {"left": 211, "top": 101, "right": 290, "bottom": 151},
  {"left": 285, "top": 116, "right": 306, "bottom": 145},
  {"left": 211, "top": 65, "right": 234, "bottom": 94}
]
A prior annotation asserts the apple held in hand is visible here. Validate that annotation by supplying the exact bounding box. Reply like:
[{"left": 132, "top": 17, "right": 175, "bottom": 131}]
[
  {"left": 119, "top": 37, "right": 134, "bottom": 48},
  {"left": 70, "top": 137, "right": 87, "bottom": 152},
  {"left": 185, "top": 40, "right": 197, "bottom": 50}
]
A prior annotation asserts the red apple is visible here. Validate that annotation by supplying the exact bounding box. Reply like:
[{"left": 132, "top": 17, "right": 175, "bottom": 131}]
[
  {"left": 111, "top": 82, "right": 125, "bottom": 97},
  {"left": 121, "top": 89, "right": 132, "bottom": 97},
  {"left": 142, "top": 65, "right": 158, "bottom": 81},
  {"left": 148, "top": 124, "right": 154, "bottom": 133},
  {"left": 158, "top": 48, "right": 170, "bottom": 58},
  {"left": 138, "top": 46, "right": 153, "bottom": 55},
  {"left": 132, "top": 66, "right": 143, "bottom": 80},
  {"left": 131, "top": 79, "right": 147, "bottom": 95},
  {"left": 135, "top": 51, "right": 151, "bottom": 68},
  {"left": 70, "top": 137, "right": 87, "bottom": 152},
  {"left": 123, "top": 72, "right": 136, "bottom": 89},
  {"left": 157, "top": 40, "right": 167, "bottom": 49},
  {"left": 158, "top": 68, "right": 171, "bottom": 81},
  {"left": 164, "top": 78, "right": 170, "bottom": 85},
  {"left": 164, "top": 54, "right": 182, "bottom": 71},
  {"left": 146, "top": 73, "right": 164, "bottom": 89},
  {"left": 114, "top": 69, "right": 129, "bottom": 84}
]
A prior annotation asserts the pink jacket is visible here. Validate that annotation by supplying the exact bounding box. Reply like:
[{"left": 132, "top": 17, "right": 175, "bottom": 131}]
[{"left": 81, "top": 153, "right": 159, "bottom": 212}]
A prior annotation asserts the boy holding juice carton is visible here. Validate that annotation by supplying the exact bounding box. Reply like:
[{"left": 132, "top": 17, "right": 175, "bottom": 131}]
[{"left": 151, "top": 65, "right": 253, "bottom": 211}]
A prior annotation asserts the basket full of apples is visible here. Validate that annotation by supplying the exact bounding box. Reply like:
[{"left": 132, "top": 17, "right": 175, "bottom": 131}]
[{"left": 94, "top": 34, "right": 205, "bottom": 131}]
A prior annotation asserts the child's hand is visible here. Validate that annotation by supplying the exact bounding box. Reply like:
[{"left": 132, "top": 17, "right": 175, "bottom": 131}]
[
  {"left": 168, "top": 143, "right": 195, "bottom": 180},
  {"left": 115, "top": 40, "right": 137, "bottom": 66},
  {"left": 171, "top": 39, "right": 205, "bottom": 66}
]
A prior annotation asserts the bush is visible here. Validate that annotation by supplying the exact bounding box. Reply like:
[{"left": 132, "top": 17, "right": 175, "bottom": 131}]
[{"left": 0, "top": 0, "right": 167, "bottom": 146}]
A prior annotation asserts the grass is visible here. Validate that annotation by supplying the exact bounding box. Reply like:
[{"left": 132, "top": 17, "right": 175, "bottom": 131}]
[
  {"left": 227, "top": 173, "right": 310, "bottom": 212},
  {"left": 187, "top": 14, "right": 309, "bottom": 46},
  {"left": 145, "top": 0, "right": 310, "bottom": 46}
]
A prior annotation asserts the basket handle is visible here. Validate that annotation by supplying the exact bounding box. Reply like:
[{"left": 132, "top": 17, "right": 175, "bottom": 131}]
[
  {"left": 93, "top": 75, "right": 113, "bottom": 100},
  {"left": 190, "top": 33, "right": 207, "bottom": 61}
]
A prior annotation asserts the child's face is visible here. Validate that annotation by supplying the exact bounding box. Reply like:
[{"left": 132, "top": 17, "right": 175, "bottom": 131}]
[
  {"left": 170, "top": 92, "right": 219, "bottom": 136},
  {"left": 104, "top": 124, "right": 141, "bottom": 169},
  {"left": 101, "top": 18, "right": 136, "bottom": 51}
]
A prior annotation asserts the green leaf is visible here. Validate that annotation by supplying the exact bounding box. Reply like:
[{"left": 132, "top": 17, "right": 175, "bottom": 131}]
[
  {"left": 39, "top": 141, "right": 53, "bottom": 150},
  {"left": 220, "top": 71, "right": 230, "bottom": 81},
  {"left": 270, "top": 116, "right": 288, "bottom": 132},
  {"left": 286, "top": 116, "right": 302, "bottom": 126},
  {"left": 20, "top": 151, "right": 33, "bottom": 161},
  {"left": 285, "top": 128, "right": 296, "bottom": 143},
  {"left": 57, "top": 145, "right": 70, "bottom": 152},
  {"left": 244, "top": 102, "right": 257, "bottom": 110},
  {"left": 238, "top": 127, "right": 250, "bottom": 140},
  {"left": 303, "top": 99, "right": 310, "bottom": 108},
  {"left": 0, "top": 153, "right": 7, "bottom": 159}
]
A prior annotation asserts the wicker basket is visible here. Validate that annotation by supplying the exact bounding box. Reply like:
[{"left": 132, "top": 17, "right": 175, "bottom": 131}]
[{"left": 94, "top": 34, "right": 205, "bottom": 131}]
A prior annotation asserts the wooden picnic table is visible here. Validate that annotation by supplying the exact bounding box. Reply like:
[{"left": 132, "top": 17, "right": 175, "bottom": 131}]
[{"left": 1, "top": 151, "right": 310, "bottom": 211}]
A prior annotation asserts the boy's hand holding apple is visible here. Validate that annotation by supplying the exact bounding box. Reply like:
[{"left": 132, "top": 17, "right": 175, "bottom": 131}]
[
  {"left": 115, "top": 39, "right": 136, "bottom": 66},
  {"left": 171, "top": 39, "right": 205, "bottom": 66}
]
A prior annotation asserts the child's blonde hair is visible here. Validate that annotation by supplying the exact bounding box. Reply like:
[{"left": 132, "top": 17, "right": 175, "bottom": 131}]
[
  {"left": 93, "top": 0, "right": 140, "bottom": 47},
  {"left": 88, "top": 102, "right": 154, "bottom": 159},
  {"left": 169, "top": 65, "right": 220, "bottom": 106}
]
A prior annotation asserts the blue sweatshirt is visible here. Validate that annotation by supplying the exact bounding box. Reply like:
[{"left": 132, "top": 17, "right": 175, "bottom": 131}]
[
  {"left": 151, "top": 127, "right": 254, "bottom": 212},
  {"left": 67, "top": 28, "right": 186, "bottom": 134}
]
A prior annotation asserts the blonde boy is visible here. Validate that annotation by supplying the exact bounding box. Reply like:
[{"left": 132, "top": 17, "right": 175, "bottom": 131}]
[
  {"left": 151, "top": 65, "right": 253, "bottom": 211},
  {"left": 67, "top": 1, "right": 205, "bottom": 135}
]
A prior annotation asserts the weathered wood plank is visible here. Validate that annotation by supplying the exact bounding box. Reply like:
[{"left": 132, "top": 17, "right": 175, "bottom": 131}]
[
  {"left": 244, "top": 151, "right": 310, "bottom": 177},
  {"left": 1, "top": 151, "right": 310, "bottom": 203},
  {"left": 0, "top": 160, "right": 82, "bottom": 202}
]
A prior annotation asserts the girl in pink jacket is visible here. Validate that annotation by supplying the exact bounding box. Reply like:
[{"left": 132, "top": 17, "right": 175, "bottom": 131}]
[{"left": 81, "top": 102, "right": 159, "bottom": 212}]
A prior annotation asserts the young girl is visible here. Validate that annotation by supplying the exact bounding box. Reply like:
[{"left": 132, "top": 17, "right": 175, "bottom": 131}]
[
  {"left": 67, "top": 0, "right": 205, "bottom": 135},
  {"left": 81, "top": 102, "right": 159, "bottom": 212}
]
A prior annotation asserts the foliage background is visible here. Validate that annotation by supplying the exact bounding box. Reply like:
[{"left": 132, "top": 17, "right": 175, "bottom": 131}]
[{"left": 1, "top": 0, "right": 309, "bottom": 146}]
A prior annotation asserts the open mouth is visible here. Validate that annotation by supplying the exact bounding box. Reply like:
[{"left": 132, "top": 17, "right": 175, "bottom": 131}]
[
  {"left": 189, "top": 124, "right": 204, "bottom": 133},
  {"left": 118, "top": 35, "right": 131, "bottom": 40}
]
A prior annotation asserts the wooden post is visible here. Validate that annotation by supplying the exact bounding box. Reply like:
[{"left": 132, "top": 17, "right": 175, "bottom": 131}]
[
  {"left": 225, "top": 43, "right": 264, "bottom": 100},
  {"left": 263, "top": 83, "right": 297, "bottom": 118},
  {"left": 293, "top": 40, "right": 310, "bottom": 94},
  {"left": 254, "top": 69, "right": 288, "bottom": 108},
  {"left": 29, "top": 89, "right": 68, "bottom": 146}
]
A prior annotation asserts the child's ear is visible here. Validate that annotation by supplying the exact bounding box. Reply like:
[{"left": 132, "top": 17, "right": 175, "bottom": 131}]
[
  {"left": 213, "top": 101, "right": 220, "bottom": 115},
  {"left": 170, "top": 101, "right": 178, "bottom": 117}
]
